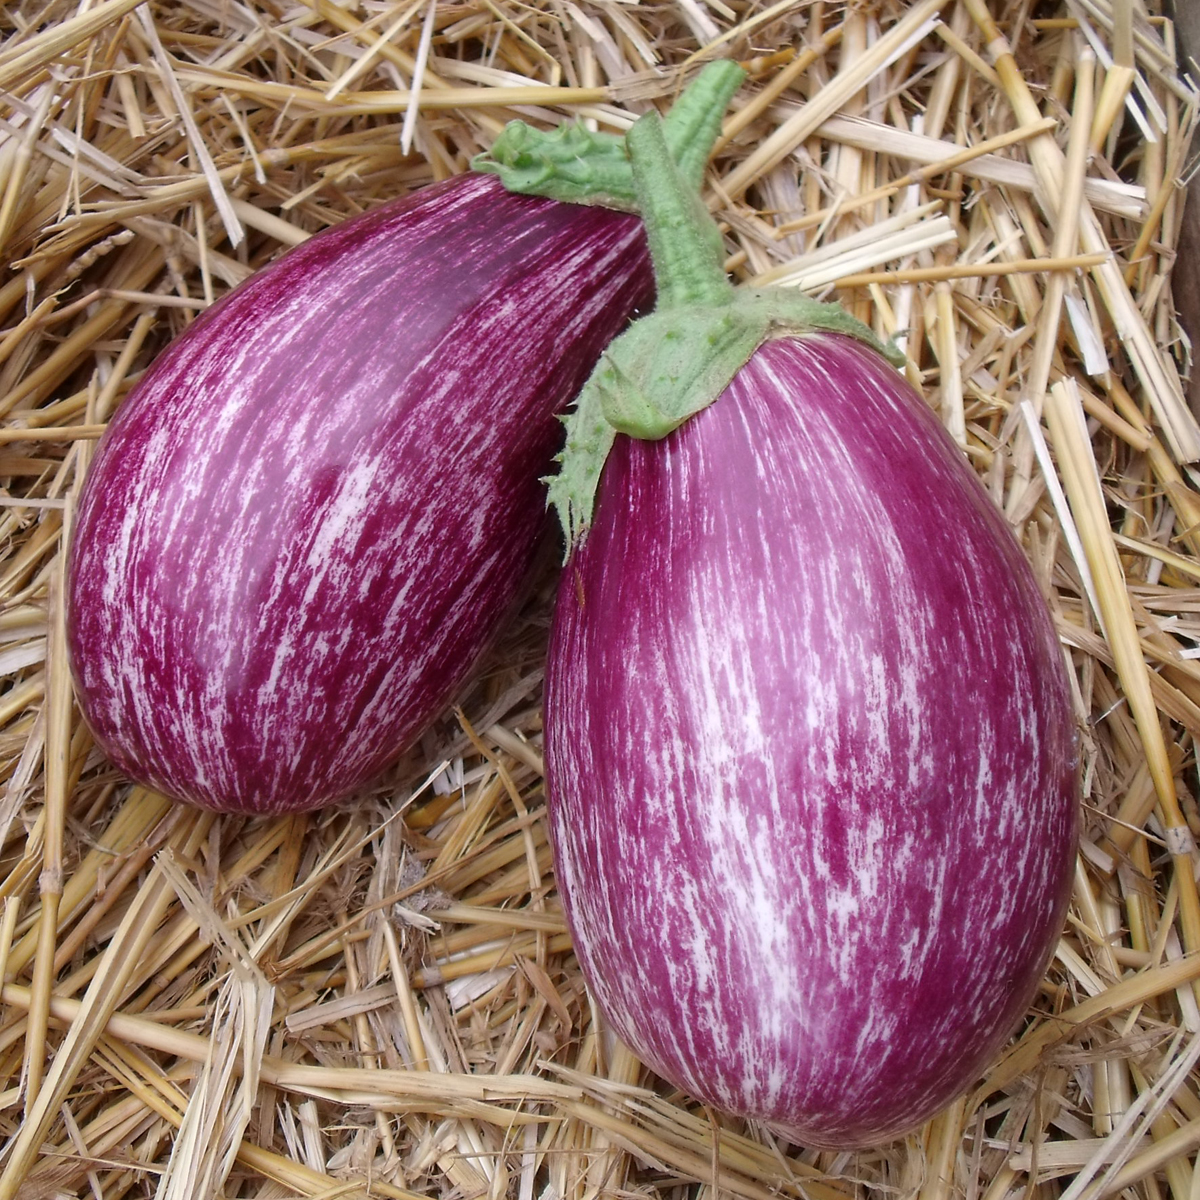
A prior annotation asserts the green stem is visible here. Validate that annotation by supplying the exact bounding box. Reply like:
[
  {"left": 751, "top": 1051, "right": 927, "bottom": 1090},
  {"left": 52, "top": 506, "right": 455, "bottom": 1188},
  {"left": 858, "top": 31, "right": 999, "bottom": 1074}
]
[
  {"left": 625, "top": 112, "right": 733, "bottom": 309},
  {"left": 484, "top": 65, "right": 905, "bottom": 552},
  {"left": 543, "top": 106, "right": 905, "bottom": 551},
  {"left": 658, "top": 62, "right": 745, "bottom": 190}
]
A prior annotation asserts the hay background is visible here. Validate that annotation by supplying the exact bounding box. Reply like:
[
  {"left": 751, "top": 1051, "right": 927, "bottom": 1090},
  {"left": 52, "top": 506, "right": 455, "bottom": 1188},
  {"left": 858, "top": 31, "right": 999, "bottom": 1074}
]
[{"left": 1, "top": 0, "right": 1199, "bottom": 1197}]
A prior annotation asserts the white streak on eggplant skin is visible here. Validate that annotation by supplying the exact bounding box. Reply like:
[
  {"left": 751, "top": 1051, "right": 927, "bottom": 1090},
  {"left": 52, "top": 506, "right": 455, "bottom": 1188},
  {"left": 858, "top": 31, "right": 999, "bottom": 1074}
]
[
  {"left": 544, "top": 334, "right": 1079, "bottom": 1149},
  {"left": 67, "top": 174, "right": 652, "bottom": 815}
]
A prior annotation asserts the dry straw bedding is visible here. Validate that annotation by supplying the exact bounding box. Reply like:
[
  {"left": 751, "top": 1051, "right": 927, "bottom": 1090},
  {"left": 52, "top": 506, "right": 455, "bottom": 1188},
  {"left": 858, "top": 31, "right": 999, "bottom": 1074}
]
[{"left": 0, "top": 0, "right": 1198, "bottom": 1196}]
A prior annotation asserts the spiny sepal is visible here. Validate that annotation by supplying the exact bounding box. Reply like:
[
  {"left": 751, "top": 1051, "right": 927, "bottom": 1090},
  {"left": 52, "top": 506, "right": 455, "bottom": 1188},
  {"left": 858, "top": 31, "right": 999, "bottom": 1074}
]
[
  {"left": 596, "top": 307, "right": 768, "bottom": 438},
  {"left": 544, "top": 374, "right": 618, "bottom": 558},
  {"left": 741, "top": 290, "right": 906, "bottom": 369}
]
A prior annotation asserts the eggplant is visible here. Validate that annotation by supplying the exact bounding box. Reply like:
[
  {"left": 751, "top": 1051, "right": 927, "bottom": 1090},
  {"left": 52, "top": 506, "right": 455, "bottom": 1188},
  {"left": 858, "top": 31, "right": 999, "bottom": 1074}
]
[
  {"left": 534, "top": 115, "right": 1079, "bottom": 1145},
  {"left": 66, "top": 66, "right": 748, "bottom": 817},
  {"left": 545, "top": 332, "right": 1078, "bottom": 1146},
  {"left": 66, "top": 173, "right": 649, "bottom": 814},
  {"left": 66, "top": 67, "right": 748, "bottom": 816}
]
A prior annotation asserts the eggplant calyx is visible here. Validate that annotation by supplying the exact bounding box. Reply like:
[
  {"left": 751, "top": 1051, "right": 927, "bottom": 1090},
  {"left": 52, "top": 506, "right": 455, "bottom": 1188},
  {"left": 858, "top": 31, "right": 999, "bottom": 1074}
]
[
  {"left": 545, "top": 294, "right": 899, "bottom": 552},
  {"left": 473, "top": 122, "right": 641, "bottom": 212},
  {"left": 545, "top": 306, "right": 766, "bottom": 549},
  {"left": 549, "top": 112, "right": 906, "bottom": 553},
  {"left": 600, "top": 296, "right": 903, "bottom": 440},
  {"left": 597, "top": 308, "right": 766, "bottom": 438},
  {"left": 745, "top": 291, "right": 907, "bottom": 369},
  {"left": 472, "top": 60, "right": 745, "bottom": 210}
]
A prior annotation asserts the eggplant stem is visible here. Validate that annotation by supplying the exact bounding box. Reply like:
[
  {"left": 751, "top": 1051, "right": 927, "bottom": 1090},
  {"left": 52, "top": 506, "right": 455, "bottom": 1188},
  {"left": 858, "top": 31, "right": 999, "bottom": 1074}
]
[{"left": 626, "top": 113, "right": 734, "bottom": 310}]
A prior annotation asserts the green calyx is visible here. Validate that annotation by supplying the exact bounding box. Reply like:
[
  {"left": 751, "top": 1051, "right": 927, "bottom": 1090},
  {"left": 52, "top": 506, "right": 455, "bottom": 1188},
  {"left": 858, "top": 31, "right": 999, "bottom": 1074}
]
[
  {"left": 546, "top": 113, "right": 905, "bottom": 552},
  {"left": 472, "top": 122, "right": 639, "bottom": 210},
  {"left": 476, "top": 65, "right": 904, "bottom": 554},
  {"left": 472, "top": 60, "right": 746, "bottom": 210},
  {"left": 545, "top": 308, "right": 766, "bottom": 549}
]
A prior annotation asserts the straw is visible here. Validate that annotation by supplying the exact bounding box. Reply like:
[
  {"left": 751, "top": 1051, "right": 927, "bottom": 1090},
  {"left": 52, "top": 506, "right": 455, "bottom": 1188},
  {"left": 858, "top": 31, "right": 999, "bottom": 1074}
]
[{"left": 3, "top": 1, "right": 1200, "bottom": 1196}]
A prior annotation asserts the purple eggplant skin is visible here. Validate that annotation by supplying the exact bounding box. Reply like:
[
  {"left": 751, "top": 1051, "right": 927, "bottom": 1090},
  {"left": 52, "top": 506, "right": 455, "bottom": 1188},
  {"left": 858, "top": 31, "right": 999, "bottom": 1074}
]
[
  {"left": 67, "top": 172, "right": 651, "bottom": 815},
  {"left": 544, "top": 332, "right": 1079, "bottom": 1148}
]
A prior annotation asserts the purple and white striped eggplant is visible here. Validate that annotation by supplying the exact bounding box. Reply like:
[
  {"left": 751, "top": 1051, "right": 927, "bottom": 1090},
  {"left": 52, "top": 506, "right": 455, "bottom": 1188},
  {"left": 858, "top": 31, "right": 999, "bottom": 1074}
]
[
  {"left": 545, "top": 333, "right": 1078, "bottom": 1147},
  {"left": 534, "top": 113, "right": 1078, "bottom": 1147},
  {"left": 66, "top": 173, "right": 651, "bottom": 814}
]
